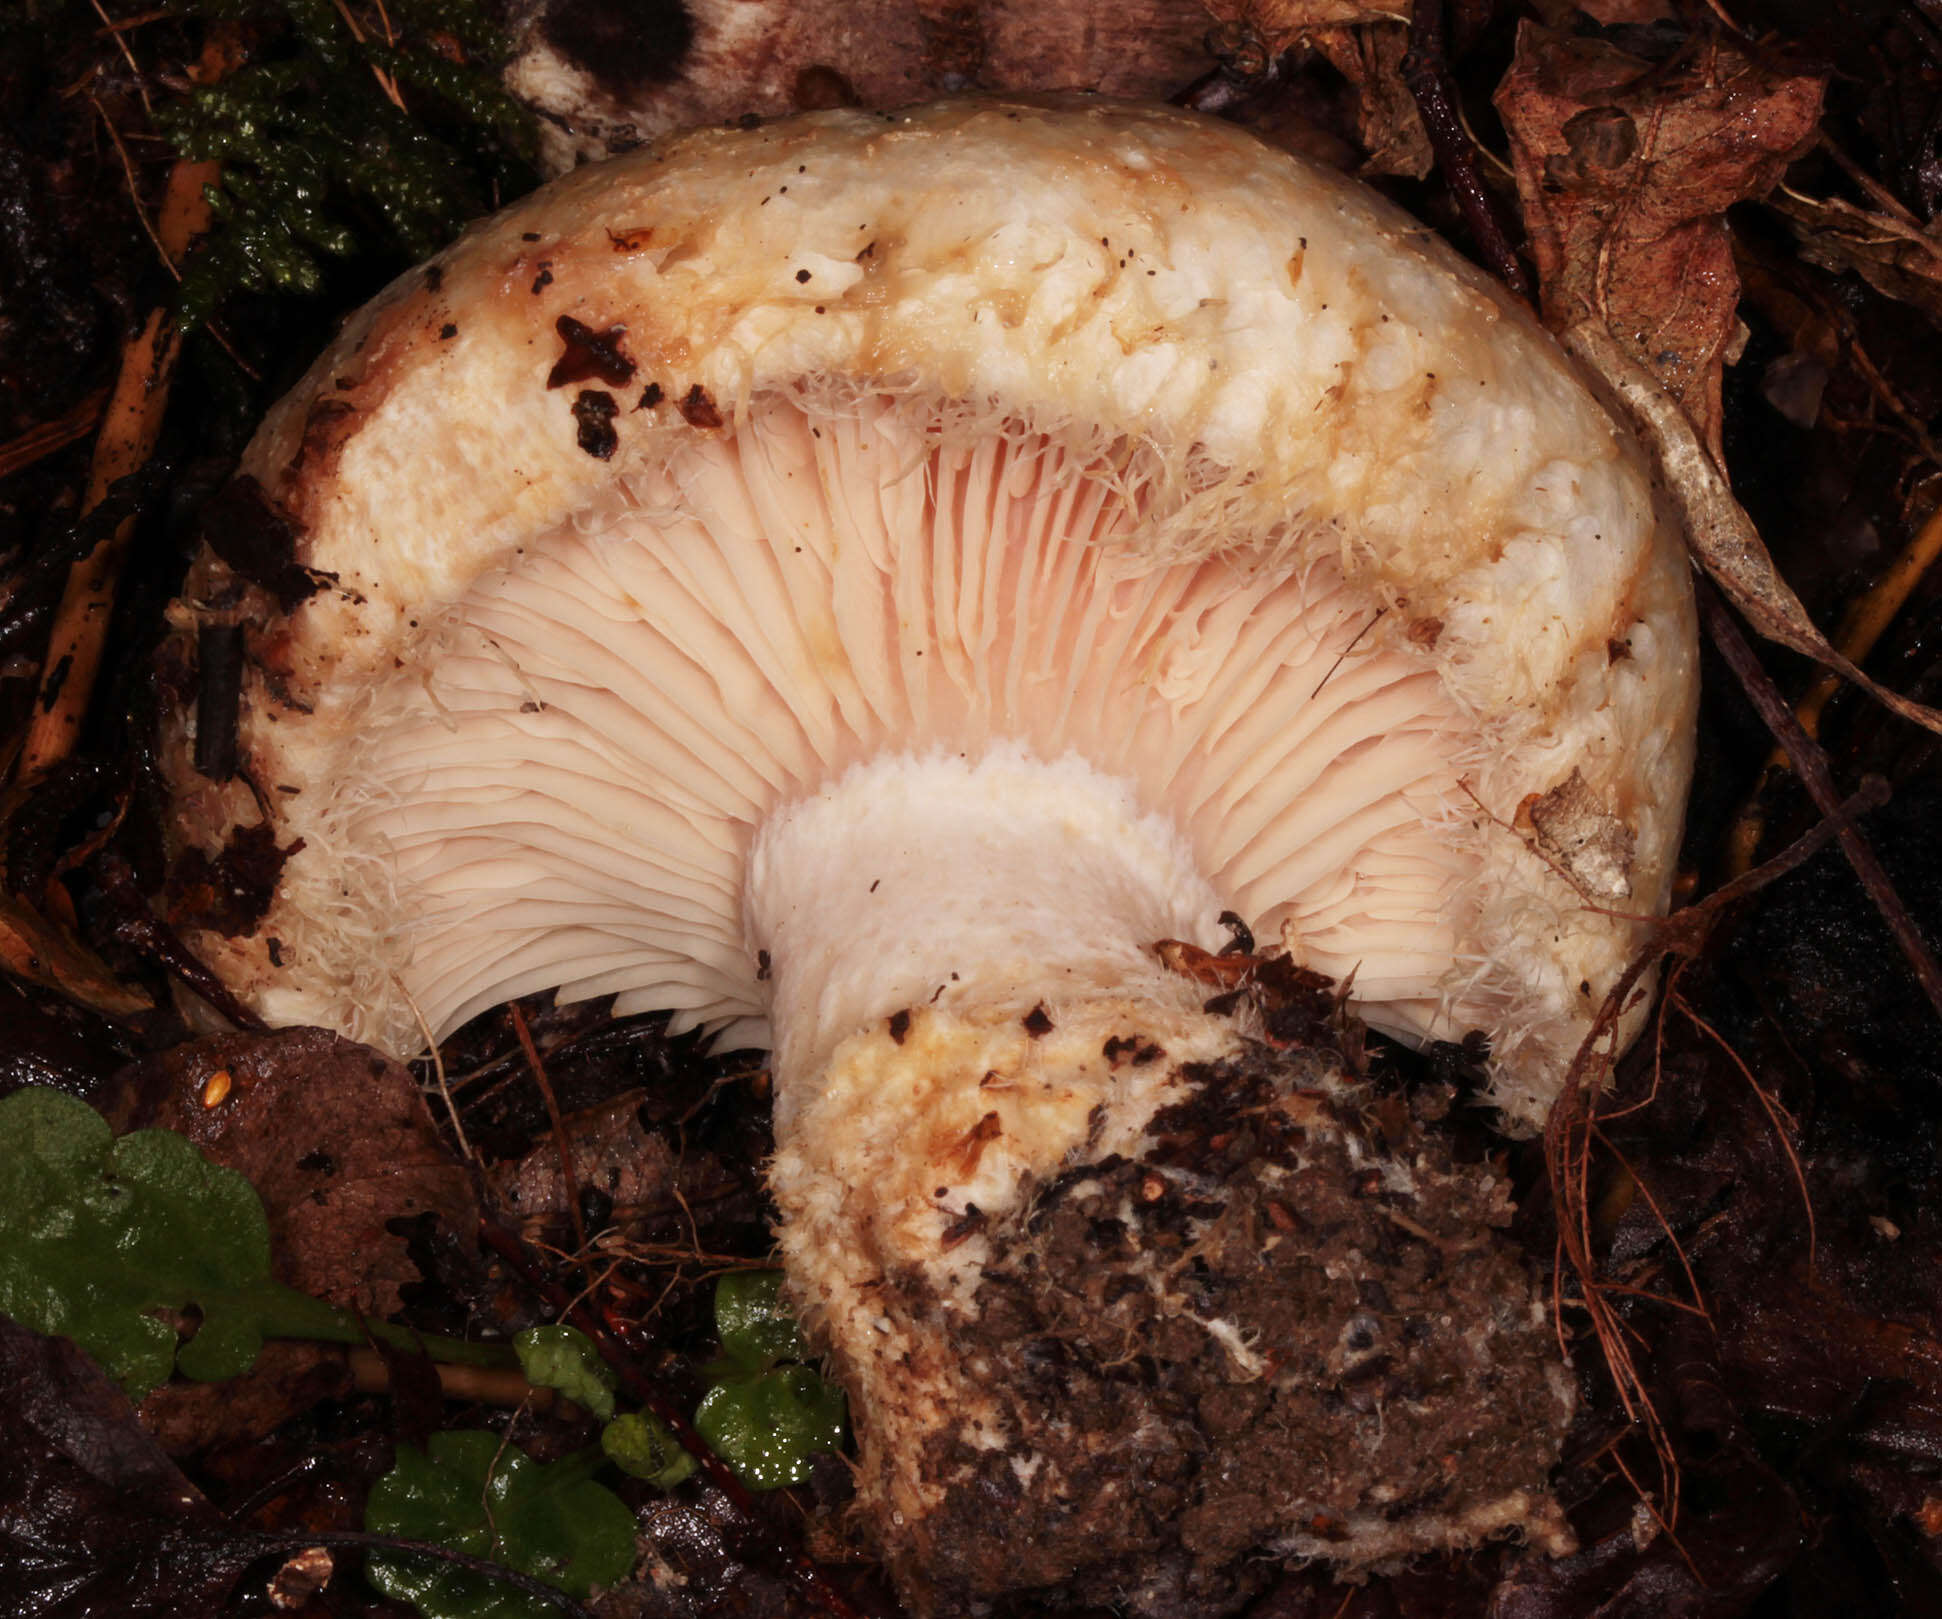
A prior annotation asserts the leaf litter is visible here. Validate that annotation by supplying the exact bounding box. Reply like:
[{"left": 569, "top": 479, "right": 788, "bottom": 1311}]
[{"left": 3, "top": 2, "right": 1942, "bottom": 1616}]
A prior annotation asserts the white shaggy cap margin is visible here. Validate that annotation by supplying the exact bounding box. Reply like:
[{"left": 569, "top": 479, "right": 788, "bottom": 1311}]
[{"left": 164, "top": 95, "right": 1696, "bottom": 1129}]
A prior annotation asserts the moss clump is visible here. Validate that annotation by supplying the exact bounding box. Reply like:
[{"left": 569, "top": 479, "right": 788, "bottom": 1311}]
[{"left": 160, "top": 0, "right": 535, "bottom": 328}]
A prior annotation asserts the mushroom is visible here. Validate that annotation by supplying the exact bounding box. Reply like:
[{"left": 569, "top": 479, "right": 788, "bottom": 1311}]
[{"left": 164, "top": 98, "right": 1696, "bottom": 1609}]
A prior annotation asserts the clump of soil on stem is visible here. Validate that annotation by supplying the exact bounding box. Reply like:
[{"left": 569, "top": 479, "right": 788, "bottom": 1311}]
[{"left": 880, "top": 1013, "right": 1574, "bottom": 1617}]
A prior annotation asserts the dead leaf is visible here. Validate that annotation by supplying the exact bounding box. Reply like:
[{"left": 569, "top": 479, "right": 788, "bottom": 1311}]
[
  {"left": 1310, "top": 22, "right": 1433, "bottom": 178},
  {"left": 1565, "top": 317, "right": 1942, "bottom": 738},
  {"left": 0, "top": 1318, "right": 251, "bottom": 1616},
  {"left": 1519, "top": 767, "right": 1637, "bottom": 901},
  {"left": 1495, "top": 24, "right": 1825, "bottom": 458},
  {"left": 1201, "top": 0, "right": 1414, "bottom": 56},
  {"left": 511, "top": 0, "right": 1219, "bottom": 174},
  {"left": 1574, "top": 0, "right": 1673, "bottom": 23},
  {"left": 0, "top": 889, "right": 151, "bottom": 1018},
  {"left": 486, "top": 1089, "right": 681, "bottom": 1222},
  {"left": 136, "top": 1341, "right": 352, "bottom": 1458},
  {"left": 1770, "top": 186, "right": 1942, "bottom": 331},
  {"left": 1489, "top": 31, "right": 1942, "bottom": 735},
  {"left": 119, "top": 1027, "right": 479, "bottom": 1318},
  {"left": 1155, "top": 936, "right": 1257, "bottom": 988}
]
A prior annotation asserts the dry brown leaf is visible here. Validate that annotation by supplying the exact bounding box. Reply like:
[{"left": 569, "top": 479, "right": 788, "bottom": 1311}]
[
  {"left": 1495, "top": 24, "right": 1824, "bottom": 458},
  {"left": 1518, "top": 766, "right": 1637, "bottom": 902},
  {"left": 1488, "top": 29, "right": 1942, "bottom": 734},
  {"left": 136, "top": 1341, "right": 351, "bottom": 1458},
  {"left": 1566, "top": 318, "right": 1942, "bottom": 738},
  {"left": 510, "top": 0, "right": 1219, "bottom": 173},
  {"left": 486, "top": 1089, "right": 681, "bottom": 1222},
  {"left": 1770, "top": 187, "right": 1942, "bottom": 331},
  {"left": 0, "top": 891, "right": 151, "bottom": 1018},
  {"left": 1310, "top": 22, "right": 1433, "bottom": 178},
  {"left": 121, "top": 1027, "right": 478, "bottom": 1318},
  {"left": 1574, "top": 0, "right": 1673, "bottom": 23},
  {"left": 1201, "top": 0, "right": 1413, "bottom": 55}
]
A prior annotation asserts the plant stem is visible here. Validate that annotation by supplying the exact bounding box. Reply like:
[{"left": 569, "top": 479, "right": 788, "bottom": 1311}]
[
  {"left": 1401, "top": 0, "right": 1533, "bottom": 302},
  {"left": 238, "top": 1278, "right": 517, "bottom": 1369},
  {"left": 1697, "top": 577, "right": 1942, "bottom": 1022}
]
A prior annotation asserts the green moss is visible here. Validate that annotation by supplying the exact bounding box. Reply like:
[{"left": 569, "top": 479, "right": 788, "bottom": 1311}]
[{"left": 159, "top": 0, "right": 536, "bottom": 328}]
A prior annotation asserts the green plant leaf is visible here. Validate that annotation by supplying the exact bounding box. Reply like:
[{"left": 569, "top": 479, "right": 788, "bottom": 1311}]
[
  {"left": 599, "top": 1411, "right": 696, "bottom": 1491},
  {"left": 514, "top": 1325, "right": 616, "bottom": 1421},
  {"left": 0, "top": 1087, "right": 326, "bottom": 1397},
  {"left": 0, "top": 1086, "right": 508, "bottom": 1398},
  {"left": 365, "top": 1431, "right": 638, "bottom": 1616},
  {"left": 693, "top": 1366, "right": 846, "bottom": 1492},
  {"left": 711, "top": 1270, "right": 806, "bottom": 1372}
]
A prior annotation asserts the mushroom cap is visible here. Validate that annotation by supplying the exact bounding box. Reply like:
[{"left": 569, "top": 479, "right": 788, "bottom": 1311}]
[{"left": 164, "top": 95, "right": 1697, "bottom": 1127}]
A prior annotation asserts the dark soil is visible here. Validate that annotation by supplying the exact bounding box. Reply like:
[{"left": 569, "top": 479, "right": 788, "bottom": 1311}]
[{"left": 885, "top": 1039, "right": 1571, "bottom": 1617}]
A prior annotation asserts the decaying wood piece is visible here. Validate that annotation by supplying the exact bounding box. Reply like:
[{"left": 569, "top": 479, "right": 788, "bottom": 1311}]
[
  {"left": 505, "top": 0, "right": 1219, "bottom": 173},
  {"left": 20, "top": 111, "right": 222, "bottom": 779}
]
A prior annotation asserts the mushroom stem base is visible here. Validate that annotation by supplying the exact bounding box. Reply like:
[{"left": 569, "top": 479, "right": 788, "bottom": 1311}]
[
  {"left": 750, "top": 752, "right": 1573, "bottom": 1613},
  {"left": 771, "top": 1002, "right": 1575, "bottom": 1616}
]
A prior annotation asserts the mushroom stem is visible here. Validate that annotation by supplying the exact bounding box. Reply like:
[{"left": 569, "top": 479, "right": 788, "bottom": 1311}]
[
  {"left": 754, "top": 756, "right": 1578, "bottom": 1609},
  {"left": 748, "top": 745, "right": 1232, "bottom": 1125},
  {"left": 754, "top": 747, "right": 1250, "bottom": 1565}
]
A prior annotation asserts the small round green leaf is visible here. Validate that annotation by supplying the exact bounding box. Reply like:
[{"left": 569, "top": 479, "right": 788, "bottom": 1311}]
[
  {"left": 600, "top": 1411, "right": 696, "bottom": 1491},
  {"left": 514, "top": 1325, "right": 616, "bottom": 1421},
  {"left": 366, "top": 1431, "right": 637, "bottom": 1617},
  {"left": 694, "top": 1367, "right": 846, "bottom": 1491},
  {"left": 712, "top": 1270, "right": 806, "bottom": 1372}
]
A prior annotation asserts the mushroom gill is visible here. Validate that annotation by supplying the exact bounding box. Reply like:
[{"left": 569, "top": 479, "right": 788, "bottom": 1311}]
[
  {"left": 163, "top": 97, "right": 1698, "bottom": 1611},
  {"left": 370, "top": 394, "right": 1471, "bottom": 1057}
]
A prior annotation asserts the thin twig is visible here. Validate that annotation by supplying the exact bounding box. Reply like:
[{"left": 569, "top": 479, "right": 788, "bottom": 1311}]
[
  {"left": 402, "top": 976, "right": 475, "bottom": 1162},
  {"left": 88, "top": 0, "right": 153, "bottom": 116},
  {"left": 87, "top": 92, "right": 174, "bottom": 273},
  {"left": 94, "top": 850, "right": 265, "bottom": 1026},
  {"left": 329, "top": 0, "right": 408, "bottom": 111},
  {"left": 1775, "top": 181, "right": 1942, "bottom": 271},
  {"left": 1698, "top": 577, "right": 1942, "bottom": 1024},
  {"left": 1819, "top": 130, "right": 1929, "bottom": 232},
  {"left": 1843, "top": 332, "right": 1942, "bottom": 466},
  {"left": 1540, "top": 773, "right": 1895, "bottom": 1530},
  {"left": 510, "top": 1002, "right": 591, "bottom": 1266},
  {"left": 1588, "top": 1119, "right": 1711, "bottom": 1324},
  {"left": 1309, "top": 608, "right": 1387, "bottom": 700},
  {"left": 1728, "top": 503, "right": 1942, "bottom": 873},
  {"left": 1401, "top": 0, "right": 1533, "bottom": 302},
  {"left": 1673, "top": 994, "right": 1818, "bottom": 1279},
  {"left": 346, "top": 1348, "right": 560, "bottom": 1409},
  {"left": 242, "top": 1529, "right": 599, "bottom": 1618},
  {"left": 90, "top": 6, "right": 174, "bottom": 34},
  {"left": 0, "top": 387, "right": 109, "bottom": 480}
]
